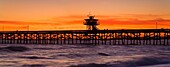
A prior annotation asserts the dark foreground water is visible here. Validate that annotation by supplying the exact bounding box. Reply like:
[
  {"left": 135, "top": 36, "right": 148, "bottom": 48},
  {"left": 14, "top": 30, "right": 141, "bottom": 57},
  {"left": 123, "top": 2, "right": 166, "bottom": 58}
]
[{"left": 0, "top": 44, "right": 170, "bottom": 67}]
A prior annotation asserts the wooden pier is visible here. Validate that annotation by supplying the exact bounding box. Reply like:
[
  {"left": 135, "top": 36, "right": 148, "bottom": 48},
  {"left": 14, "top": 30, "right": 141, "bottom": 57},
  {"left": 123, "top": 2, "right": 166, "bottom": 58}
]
[{"left": 0, "top": 29, "right": 170, "bottom": 45}]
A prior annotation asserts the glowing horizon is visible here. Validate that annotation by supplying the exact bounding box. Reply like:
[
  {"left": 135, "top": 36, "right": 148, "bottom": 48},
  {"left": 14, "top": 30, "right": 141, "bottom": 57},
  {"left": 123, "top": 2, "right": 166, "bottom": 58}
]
[{"left": 0, "top": 0, "right": 170, "bottom": 31}]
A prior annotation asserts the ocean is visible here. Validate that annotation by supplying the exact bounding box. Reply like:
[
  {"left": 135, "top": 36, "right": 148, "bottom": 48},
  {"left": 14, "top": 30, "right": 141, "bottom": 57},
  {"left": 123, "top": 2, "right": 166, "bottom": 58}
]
[{"left": 0, "top": 44, "right": 170, "bottom": 67}]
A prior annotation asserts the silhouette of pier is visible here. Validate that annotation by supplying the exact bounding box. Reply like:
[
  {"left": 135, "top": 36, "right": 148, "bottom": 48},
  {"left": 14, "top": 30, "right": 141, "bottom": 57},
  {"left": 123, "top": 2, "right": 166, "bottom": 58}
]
[
  {"left": 0, "top": 29, "right": 169, "bottom": 45},
  {"left": 0, "top": 16, "right": 169, "bottom": 45}
]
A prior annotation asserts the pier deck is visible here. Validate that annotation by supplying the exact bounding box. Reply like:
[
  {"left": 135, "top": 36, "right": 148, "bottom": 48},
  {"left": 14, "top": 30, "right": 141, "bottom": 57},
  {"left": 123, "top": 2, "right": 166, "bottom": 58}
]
[{"left": 0, "top": 29, "right": 170, "bottom": 45}]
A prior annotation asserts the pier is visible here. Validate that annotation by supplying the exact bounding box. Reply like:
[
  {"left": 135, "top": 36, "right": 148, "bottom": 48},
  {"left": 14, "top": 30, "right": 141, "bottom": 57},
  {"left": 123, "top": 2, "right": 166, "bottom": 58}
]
[
  {"left": 0, "top": 29, "right": 169, "bottom": 45},
  {"left": 0, "top": 16, "right": 169, "bottom": 45}
]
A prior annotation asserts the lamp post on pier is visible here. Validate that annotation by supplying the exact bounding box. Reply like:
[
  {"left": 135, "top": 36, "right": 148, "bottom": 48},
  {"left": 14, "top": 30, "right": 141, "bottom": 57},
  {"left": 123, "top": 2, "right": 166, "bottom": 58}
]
[
  {"left": 156, "top": 21, "right": 158, "bottom": 29},
  {"left": 27, "top": 25, "right": 29, "bottom": 31},
  {"left": 2, "top": 25, "right": 4, "bottom": 31},
  {"left": 155, "top": 18, "right": 162, "bottom": 29}
]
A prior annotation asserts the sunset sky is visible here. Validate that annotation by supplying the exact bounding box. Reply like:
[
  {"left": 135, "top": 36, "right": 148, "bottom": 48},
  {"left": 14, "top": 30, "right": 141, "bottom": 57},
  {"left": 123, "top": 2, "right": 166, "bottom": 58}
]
[{"left": 0, "top": 0, "right": 170, "bottom": 31}]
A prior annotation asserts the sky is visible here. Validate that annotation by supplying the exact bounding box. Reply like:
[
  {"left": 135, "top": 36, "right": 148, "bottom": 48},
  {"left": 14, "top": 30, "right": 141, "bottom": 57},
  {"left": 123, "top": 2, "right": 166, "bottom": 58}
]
[{"left": 0, "top": 0, "right": 170, "bottom": 31}]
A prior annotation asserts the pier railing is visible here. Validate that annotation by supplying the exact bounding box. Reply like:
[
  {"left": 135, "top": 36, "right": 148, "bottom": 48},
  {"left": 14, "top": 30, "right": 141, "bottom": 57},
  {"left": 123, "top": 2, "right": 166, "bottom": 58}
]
[{"left": 0, "top": 29, "right": 170, "bottom": 45}]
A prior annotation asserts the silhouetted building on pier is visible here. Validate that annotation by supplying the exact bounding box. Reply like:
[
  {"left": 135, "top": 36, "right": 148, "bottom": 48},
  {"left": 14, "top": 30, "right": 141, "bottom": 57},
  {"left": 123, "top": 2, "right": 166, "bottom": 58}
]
[{"left": 84, "top": 16, "right": 99, "bottom": 30}]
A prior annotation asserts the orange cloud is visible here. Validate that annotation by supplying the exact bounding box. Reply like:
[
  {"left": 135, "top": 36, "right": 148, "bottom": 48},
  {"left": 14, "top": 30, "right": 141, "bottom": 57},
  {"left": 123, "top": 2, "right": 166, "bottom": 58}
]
[
  {"left": 1, "top": 14, "right": 170, "bottom": 30},
  {"left": 100, "top": 18, "right": 170, "bottom": 25},
  {"left": 0, "top": 21, "right": 60, "bottom": 25}
]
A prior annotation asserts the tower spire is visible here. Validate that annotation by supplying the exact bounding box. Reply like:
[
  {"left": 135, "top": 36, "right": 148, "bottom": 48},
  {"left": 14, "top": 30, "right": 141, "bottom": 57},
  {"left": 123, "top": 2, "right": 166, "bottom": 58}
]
[{"left": 88, "top": 12, "right": 91, "bottom": 16}]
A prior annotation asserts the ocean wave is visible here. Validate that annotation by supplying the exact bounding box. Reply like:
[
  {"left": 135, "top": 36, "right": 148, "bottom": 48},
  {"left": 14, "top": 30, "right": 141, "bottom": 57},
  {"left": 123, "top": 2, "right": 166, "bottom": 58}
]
[
  {"left": 22, "top": 64, "right": 46, "bottom": 67},
  {"left": 69, "top": 63, "right": 110, "bottom": 67},
  {"left": 18, "top": 56, "right": 52, "bottom": 59},
  {"left": 0, "top": 46, "right": 30, "bottom": 52},
  {"left": 69, "top": 56, "right": 170, "bottom": 67}
]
